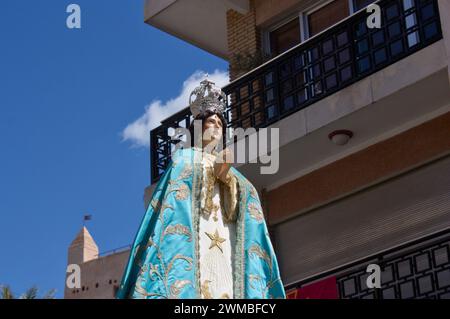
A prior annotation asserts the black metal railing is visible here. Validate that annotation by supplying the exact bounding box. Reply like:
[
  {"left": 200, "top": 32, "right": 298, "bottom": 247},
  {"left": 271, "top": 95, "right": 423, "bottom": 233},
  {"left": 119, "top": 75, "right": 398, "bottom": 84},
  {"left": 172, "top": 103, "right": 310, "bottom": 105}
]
[
  {"left": 150, "top": 107, "right": 192, "bottom": 183},
  {"left": 150, "top": 0, "right": 442, "bottom": 183},
  {"left": 285, "top": 227, "right": 450, "bottom": 299},
  {"left": 96, "top": 244, "right": 131, "bottom": 258}
]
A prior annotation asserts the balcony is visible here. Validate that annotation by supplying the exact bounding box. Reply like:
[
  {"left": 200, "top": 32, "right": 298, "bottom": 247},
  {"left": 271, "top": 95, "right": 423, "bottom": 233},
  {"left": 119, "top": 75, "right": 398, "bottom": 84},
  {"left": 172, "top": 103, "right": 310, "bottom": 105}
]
[
  {"left": 144, "top": 0, "right": 249, "bottom": 59},
  {"left": 150, "top": 0, "right": 443, "bottom": 184}
]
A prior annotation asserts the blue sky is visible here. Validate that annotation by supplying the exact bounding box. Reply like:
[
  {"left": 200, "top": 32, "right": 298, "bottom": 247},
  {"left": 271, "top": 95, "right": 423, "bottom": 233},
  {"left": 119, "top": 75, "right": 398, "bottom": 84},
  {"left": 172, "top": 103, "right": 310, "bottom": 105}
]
[{"left": 0, "top": 0, "right": 227, "bottom": 298}]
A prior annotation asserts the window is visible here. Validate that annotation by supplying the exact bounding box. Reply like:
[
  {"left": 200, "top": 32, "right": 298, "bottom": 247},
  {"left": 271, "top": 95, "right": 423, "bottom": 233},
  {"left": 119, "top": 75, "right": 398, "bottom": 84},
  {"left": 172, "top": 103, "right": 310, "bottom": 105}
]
[
  {"left": 266, "top": 0, "right": 379, "bottom": 56},
  {"left": 308, "top": 0, "right": 350, "bottom": 37},
  {"left": 269, "top": 18, "right": 301, "bottom": 56}
]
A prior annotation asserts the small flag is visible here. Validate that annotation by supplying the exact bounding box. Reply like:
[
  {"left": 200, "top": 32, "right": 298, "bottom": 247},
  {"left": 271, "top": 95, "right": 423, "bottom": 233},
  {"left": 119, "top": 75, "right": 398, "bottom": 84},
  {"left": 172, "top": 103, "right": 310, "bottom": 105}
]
[{"left": 83, "top": 214, "right": 92, "bottom": 221}]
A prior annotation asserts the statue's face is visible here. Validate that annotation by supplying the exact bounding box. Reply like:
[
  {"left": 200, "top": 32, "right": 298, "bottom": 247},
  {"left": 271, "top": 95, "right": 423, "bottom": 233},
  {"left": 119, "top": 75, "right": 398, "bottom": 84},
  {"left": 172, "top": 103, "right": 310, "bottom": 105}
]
[{"left": 202, "top": 114, "right": 223, "bottom": 144}]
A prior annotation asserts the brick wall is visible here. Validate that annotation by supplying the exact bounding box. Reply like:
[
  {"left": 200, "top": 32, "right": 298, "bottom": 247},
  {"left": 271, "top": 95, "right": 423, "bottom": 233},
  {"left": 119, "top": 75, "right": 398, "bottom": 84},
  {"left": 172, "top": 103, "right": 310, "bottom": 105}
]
[{"left": 226, "top": 0, "right": 262, "bottom": 82}]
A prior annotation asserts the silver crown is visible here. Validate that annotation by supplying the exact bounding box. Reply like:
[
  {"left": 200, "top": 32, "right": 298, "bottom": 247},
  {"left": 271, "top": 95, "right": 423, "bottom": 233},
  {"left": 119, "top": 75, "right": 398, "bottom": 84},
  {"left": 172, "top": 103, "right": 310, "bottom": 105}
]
[{"left": 189, "top": 78, "right": 226, "bottom": 118}]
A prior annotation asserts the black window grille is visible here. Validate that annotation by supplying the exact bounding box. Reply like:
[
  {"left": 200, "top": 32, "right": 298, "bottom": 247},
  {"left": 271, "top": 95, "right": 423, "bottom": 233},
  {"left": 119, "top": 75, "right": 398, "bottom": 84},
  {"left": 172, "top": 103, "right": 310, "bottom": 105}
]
[{"left": 285, "top": 227, "right": 450, "bottom": 299}]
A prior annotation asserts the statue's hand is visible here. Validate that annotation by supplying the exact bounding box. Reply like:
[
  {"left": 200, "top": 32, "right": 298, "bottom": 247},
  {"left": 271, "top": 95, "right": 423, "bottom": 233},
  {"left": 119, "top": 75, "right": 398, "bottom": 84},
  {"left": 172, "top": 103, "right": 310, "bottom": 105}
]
[{"left": 214, "top": 148, "right": 233, "bottom": 183}]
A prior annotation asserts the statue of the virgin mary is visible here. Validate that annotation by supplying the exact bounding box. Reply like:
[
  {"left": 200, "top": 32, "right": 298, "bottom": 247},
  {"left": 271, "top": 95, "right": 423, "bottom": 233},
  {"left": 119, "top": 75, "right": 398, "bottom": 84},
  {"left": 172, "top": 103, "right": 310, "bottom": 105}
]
[{"left": 116, "top": 79, "right": 285, "bottom": 299}]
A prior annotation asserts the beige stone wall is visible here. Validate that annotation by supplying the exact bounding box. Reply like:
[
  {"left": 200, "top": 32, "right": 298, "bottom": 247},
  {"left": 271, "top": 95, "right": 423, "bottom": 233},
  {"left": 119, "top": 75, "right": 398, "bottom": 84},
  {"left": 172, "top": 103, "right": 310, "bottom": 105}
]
[{"left": 64, "top": 250, "right": 130, "bottom": 299}]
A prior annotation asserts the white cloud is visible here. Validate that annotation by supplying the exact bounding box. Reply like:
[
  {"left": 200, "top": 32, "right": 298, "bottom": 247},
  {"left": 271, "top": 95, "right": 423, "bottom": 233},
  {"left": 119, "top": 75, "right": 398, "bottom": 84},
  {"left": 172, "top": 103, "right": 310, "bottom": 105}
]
[{"left": 122, "top": 69, "right": 229, "bottom": 148}]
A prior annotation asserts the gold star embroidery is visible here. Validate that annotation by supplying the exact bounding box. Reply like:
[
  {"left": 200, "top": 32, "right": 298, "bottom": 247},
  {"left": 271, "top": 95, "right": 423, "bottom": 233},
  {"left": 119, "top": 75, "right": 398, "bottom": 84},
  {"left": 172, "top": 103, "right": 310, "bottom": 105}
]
[{"left": 205, "top": 229, "right": 226, "bottom": 253}]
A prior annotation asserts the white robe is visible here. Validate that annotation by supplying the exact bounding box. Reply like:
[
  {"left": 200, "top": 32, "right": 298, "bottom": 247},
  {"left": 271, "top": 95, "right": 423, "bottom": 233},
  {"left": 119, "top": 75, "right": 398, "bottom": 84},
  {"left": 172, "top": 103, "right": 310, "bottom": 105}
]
[{"left": 198, "top": 150, "right": 238, "bottom": 299}]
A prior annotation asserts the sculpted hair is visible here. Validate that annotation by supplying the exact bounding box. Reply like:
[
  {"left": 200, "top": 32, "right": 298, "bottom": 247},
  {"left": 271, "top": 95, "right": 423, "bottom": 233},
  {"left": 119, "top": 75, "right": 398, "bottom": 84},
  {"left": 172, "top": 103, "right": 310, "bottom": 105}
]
[{"left": 188, "top": 110, "right": 227, "bottom": 149}]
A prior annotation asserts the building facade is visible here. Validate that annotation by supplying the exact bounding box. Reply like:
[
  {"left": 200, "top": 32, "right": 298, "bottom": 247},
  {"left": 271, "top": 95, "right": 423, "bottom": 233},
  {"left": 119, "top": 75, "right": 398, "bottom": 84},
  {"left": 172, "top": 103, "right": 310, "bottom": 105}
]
[
  {"left": 66, "top": 0, "right": 450, "bottom": 299},
  {"left": 64, "top": 227, "right": 129, "bottom": 299}
]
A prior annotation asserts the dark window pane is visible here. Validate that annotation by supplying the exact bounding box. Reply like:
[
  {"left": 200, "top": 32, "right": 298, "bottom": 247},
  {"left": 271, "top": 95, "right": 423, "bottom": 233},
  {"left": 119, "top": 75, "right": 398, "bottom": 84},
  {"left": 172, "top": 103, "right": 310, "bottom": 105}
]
[
  {"left": 359, "top": 273, "right": 370, "bottom": 291},
  {"left": 322, "top": 38, "right": 334, "bottom": 55},
  {"left": 357, "top": 56, "right": 371, "bottom": 73},
  {"left": 282, "top": 79, "right": 293, "bottom": 94},
  {"left": 325, "top": 73, "right": 338, "bottom": 89},
  {"left": 415, "top": 253, "right": 431, "bottom": 272},
  {"left": 372, "top": 30, "right": 385, "bottom": 47},
  {"left": 294, "top": 54, "right": 305, "bottom": 70},
  {"left": 382, "top": 287, "right": 396, "bottom": 299},
  {"left": 280, "top": 62, "right": 292, "bottom": 78},
  {"left": 390, "top": 39, "right": 404, "bottom": 56},
  {"left": 270, "top": 18, "right": 301, "bottom": 56},
  {"left": 421, "top": 3, "right": 435, "bottom": 21},
  {"left": 266, "top": 104, "right": 277, "bottom": 120},
  {"left": 308, "top": 47, "right": 320, "bottom": 62},
  {"left": 336, "top": 31, "right": 349, "bottom": 47},
  {"left": 424, "top": 22, "right": 438, "bottom": 40},
  {"left": 400, "top": 281, "right": 415, "bottom": 299},
  {"left": 308, "top": 0, "right": 350, "bottom": 37},
  {"left": 433, "top": 247, "right": 449, "bottom": 266},
  {"left": 338, "top": 48, "right": 351, "bottom": 63},
  {"left": 381, "top": 265, "right": 394, "bottom": 284},
  {"left": 295, "top": 71, "right": 307, "bottom": 87},
  {"left": 282, "top": 95, "right": 295, "bottom": 111},
  {"left": 312, "top": 64, "right": 321, "bottom": 78},
  {"left": 356, "top": 38, "right": 369, "bottom": 55},
  {"left": 265, "top": 72, "right": 274, "bottom": 86},
  {"left": 374, "top": 47, "right": 387, "bottom": 65},
  {"left": 354, "top": 20, "right": 368, "bottom": 38},
  {"left": 324, "top": 56, "right": 336, "bottom": 72},
  {"left": 386, "top": 3, "right": 400, "bottom": 20},
  {"left": 343, "top": 278, "right": 356, "bottom": 297},
  {"left": 312, "top": 81, "right": 323, "bottom": 96},
  {"left": 437, "top": 269, "right": 450, "bottom": 289},
  {"left": 388, "top": 21, "right": 402, "bottom": 38},
  {"left": 418, "top": 275, "right": 433, "bottom": 295},
  {"left": 265, "top": 89, "right": 274, "bottom": 102},
  {"left": 340, "top": 65, "right": 353, "bottom": 81},
  {"left": 439, "top": 292, "right": 450, "bottom": 299},
  {"left": 397, "top": 259, "right": 412, "bottom": 278},
  {"left": 297, "top": 87, "right": 309, "bottom": 104}
]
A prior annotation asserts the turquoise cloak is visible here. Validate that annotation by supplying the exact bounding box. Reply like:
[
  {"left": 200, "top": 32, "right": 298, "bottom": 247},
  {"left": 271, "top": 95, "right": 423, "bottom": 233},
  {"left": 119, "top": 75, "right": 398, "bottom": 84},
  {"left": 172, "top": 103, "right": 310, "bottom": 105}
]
[{"left": 116, "top": 146, "right": 286, "bottom": 299}]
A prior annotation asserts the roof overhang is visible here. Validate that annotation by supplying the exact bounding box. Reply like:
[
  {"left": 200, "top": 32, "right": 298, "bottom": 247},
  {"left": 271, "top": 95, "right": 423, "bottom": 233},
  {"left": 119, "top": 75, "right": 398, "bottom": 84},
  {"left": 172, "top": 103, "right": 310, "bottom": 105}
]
[{"left": 144, "top": 0, "right": 249, "bottom": 60}]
